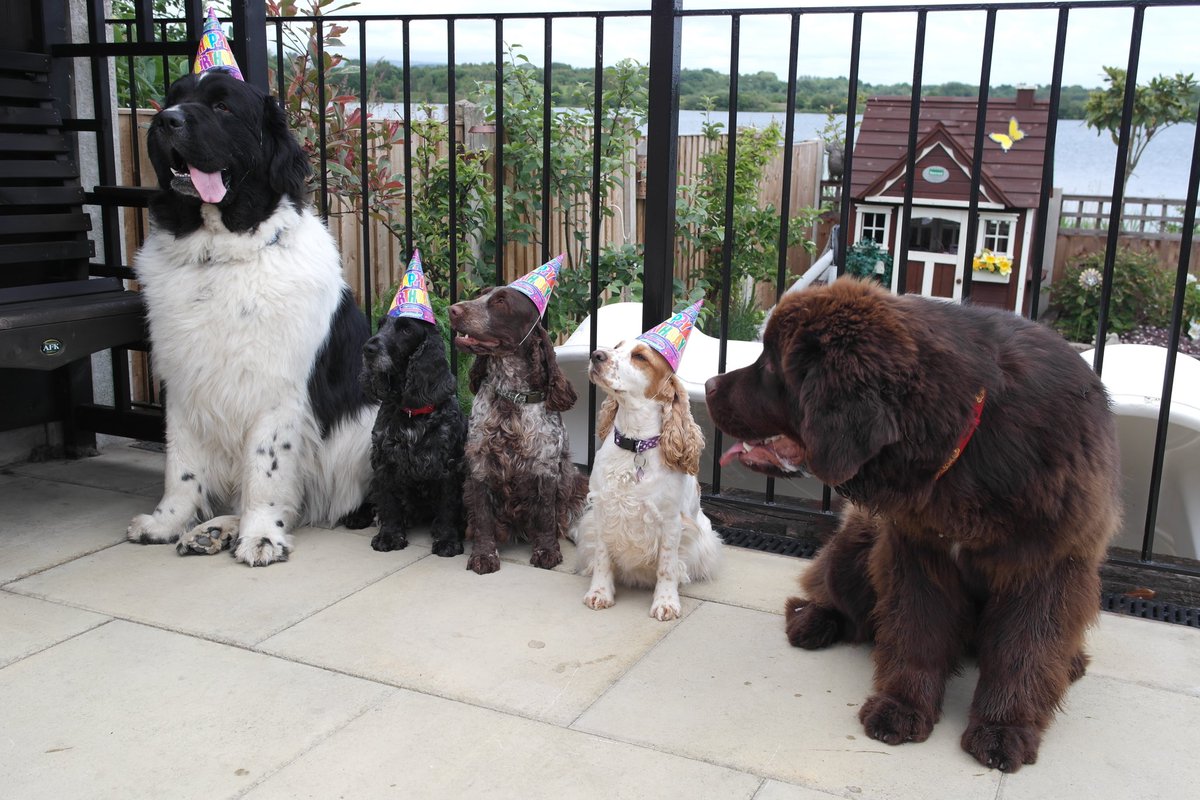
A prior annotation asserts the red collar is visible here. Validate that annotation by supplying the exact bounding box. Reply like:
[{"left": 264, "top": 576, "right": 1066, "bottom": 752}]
[
  {"left": 935, "top": 389, "right": 986, "bottom": 481},
  {"left": 401, "top": 404, "right": 436, "bottom": 417}
]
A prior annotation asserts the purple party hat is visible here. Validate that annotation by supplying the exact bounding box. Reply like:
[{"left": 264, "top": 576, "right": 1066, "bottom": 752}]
[
  {"left": 508, "top": 254, "right": 563, "bottom": 316},
  {"left": 636, "top": 299, "right": 703, "bottom": 372},
  {"left": 387, "top": 249, "right": 436, "bottom": 325},
  {"left": 193, "top": 7, "right": 244, "bottom": 81}
]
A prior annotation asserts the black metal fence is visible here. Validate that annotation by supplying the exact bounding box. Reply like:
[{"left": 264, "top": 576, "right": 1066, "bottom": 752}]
[{"left": 74, "top": 0, "right": 1200, "bottom": 582}]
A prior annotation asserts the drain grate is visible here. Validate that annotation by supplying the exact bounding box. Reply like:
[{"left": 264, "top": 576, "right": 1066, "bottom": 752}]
[
  {"left": 1101, "top": 594, "right": 1200, "bottom": 628},
  {"left": 716, "top": 526, "right": 819, "bottom": 559}
]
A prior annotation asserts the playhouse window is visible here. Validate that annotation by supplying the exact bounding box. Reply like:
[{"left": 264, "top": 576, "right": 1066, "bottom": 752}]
[
  {"left": 981, "top": 218, "right": 1014, "bottom": 254},
  {"left": 861, "top": 212, "right": 887, "bottom": 244},
  {"left": 907, "top": 217, "right": 960, "bottom": 254}
]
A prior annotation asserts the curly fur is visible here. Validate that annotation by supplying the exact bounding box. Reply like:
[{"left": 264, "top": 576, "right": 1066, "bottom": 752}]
[
  {"left": 127, "top": 71, "right": 374, "bottom": 567},
  {"left": 361, "top": 315, "right": 466, "bottom": 557},
  {"left": 705, "top": 278, "right": 1121, "bottom": 771},
  {"left": 576, "top": 340, "right": 721, "bottom": 620},
  {"left": 449, "top": 287, "right": 588, "bottom": 574}
]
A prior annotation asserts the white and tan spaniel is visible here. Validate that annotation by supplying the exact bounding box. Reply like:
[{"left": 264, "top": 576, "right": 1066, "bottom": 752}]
[{"left": 575, "top": 339, "right": 722, "bottom": 620}]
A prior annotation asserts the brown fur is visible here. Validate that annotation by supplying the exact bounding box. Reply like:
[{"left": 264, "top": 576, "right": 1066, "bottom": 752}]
[
  {"left": 449, "top": 287, "right": 588, "bottom": 575},
  {"left": 705, "top": 278, "right": 1121, "bottom": 772}
]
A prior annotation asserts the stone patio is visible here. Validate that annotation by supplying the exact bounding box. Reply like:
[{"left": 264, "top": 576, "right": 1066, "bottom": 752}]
[{"left": 1, "top": 442, "right": 1197, "bottom": 799}]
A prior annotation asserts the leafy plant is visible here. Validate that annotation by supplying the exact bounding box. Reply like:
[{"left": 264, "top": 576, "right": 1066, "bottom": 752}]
[
  {"left": 111, "top": 0, "right": 199, "bottom": 107},
  {"left": 1049, "top": 248, "right": 1173, "bottom": 343},
  {"left": 843, "top": 239, "right": 893, "bottom": 287}
]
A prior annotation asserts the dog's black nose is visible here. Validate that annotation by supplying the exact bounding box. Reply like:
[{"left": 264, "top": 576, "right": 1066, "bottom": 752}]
[
  {"left": 156, "top": 108, "right": 186, "bottom": 130},
  {"left": 591, "top": 350, "right": 606, "bottom": 365},
  {"left": 363, "top": 338, "right": 380, "bottom": 358}
]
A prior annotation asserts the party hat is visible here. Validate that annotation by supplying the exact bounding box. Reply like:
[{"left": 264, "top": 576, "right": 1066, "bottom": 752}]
[
  {"left": 387, "top": 249, "right": 436, "bottom": 325},
  {"left": 508, "top": 254, "right": 563, "bottom": 316},
  {"left": 636, "top": 299, "right": 703, "bottom": 372},
  {"left": 193, "top": 7, "right": 244, "bottom": 81}
]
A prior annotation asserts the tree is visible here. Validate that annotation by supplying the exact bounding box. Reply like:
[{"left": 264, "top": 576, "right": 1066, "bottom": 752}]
[{"left": 1084, "top": 66, "right": 1198, "bottom": 195}]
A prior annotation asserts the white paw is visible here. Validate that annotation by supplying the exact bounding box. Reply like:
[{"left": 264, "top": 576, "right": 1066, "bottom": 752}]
[
  {"left": 650, "top": 595, "right": 681, "bottom": 621},
  {"left": 584, "top": 587, "right": 615, "bottom": 610},
  {"left": 233, "top": 531, "right": 291, "bottom": 566},
  {"left": 127, "top": 514, "right": 181, "bottom": 544},
  {"left": 177, "top": 516, "right": 240, "bottom": 556}
]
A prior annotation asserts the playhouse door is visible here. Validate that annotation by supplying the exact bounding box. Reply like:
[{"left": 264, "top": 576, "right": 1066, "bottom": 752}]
[{"left": 897, "top": 208, "right": 966, "bottom": 301}]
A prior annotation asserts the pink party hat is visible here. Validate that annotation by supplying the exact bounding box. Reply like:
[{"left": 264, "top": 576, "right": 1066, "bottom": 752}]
[
  {"left": 193, "top": 7, "right": 244, "bottom": 81},
  {"left": 387, "top": 249, "right": 436, "bottom": 325},
  {"left": 508, "top": 254, "right": 563, "bottom": 316},
  {"left": 637, "top": 299, "right": 703, "bottom": 372}
]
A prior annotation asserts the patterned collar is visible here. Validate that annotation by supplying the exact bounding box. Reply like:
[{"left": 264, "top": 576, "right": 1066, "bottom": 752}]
[
  {"left": 935, "top": 389, "right": 987, "bottom": 481},
  {"left": 614, "top": 426, "right": 661, "bottom": 454},
  {"left": 495, "top": 388, "right": 544, "bottom": 404}
]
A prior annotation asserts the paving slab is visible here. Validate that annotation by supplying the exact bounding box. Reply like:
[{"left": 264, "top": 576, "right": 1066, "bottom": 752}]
[
  {"left": 0, "top": 474, "right": 146, "bottom": 584},
  {"left": 1086, "top": 611, "right": 1200, "bottom": 696},
  {"left": 243, "top": 686, "right": 762, "bottom": 800},
  {"left": 259, "top": 555, "right": 699, "bottom": 725},
  {"left": 7, "top": 527, "right": 424, "bottom": 646},
  {"left": 0, "top": 591, "right": 109, "bottom": 667},
  {"left": 8, "top": 444, "right": 164, "bottom": 497},
  {"left": 753, "top": 780, "right": 851, "bottom": 800},
  {"left": 998, "top": 673, "right": 1200, "bottom": 800},
  {"left": 680, "top": 545, "right": 807, "bottom": 614},
  {"left": 573, "top": 601, "right": 1002, "bottom": 800},
  {"left": 0, "top": 620, "right": 392, "bottom": 800}
]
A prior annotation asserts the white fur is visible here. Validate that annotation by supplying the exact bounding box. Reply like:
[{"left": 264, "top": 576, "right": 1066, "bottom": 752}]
[
  {"left": 127, "top": 202, "right": 374, "bottom": 565},
  {"left": 575, "top": 340, "right": 722, "bottom": 620}
]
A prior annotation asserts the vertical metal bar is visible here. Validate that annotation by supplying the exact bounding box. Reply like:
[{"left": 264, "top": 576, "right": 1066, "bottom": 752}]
[
  {"left": 359, "top": 20, "right": 372, "bottom": 320},
  {"left": 184, "top": 0, "right": 202, "bottom": 42},
  {"left": 275, "top": 19, "right": 285, "bottom": 103},
  {"left": 642, "top": 0, "right": 682, "bottom": 330},
  {"left": 1092, "top": 3, "right": 1145, "bottom": 377},
  {"left": 1027, "top": 6, "right": 1069, "bottom": 322},
  {"left": 893, "top": 10, "right": 928, "bottom": 297},
  {"left": 158, "top": 21, "right": 169, "bottom": 93},
  {"left": 588, "top": 16, "right": 605, "bottom": 467},
  {"left": 402, "top": 19, "right": 414, "bottom": 260},
  {"left": 836, "top": 12, "right": 863, "bottom": 278},
  {"left": 87, "top": 0, "right": 120, "bottom": 267},
  {"left": 494, "top": 18, "right": 505, "bottom": 286},
  {"left": 774, "top": 12, "right": 801, "bottom": 302},
  {"left": 133, "top": 0, "right": 152, "bottom": 42},
  {"left": 125, "top": 20, "right": 145, "bottom": 247},
  {"left": 710, "top": 14, "right": 741, "bottom": 495},
  {"left": 1139, "top": 98, "right": 1200, "bottom": 561},
  {"left": 315, "top": 17, "right": 328, "bottom": 221},
  {"left": 448, "top": 19, "right": 459, "bottom": 378},
  {"left": 960, "top": 8, "right": 997, "bottom": 304},
  {"left": 542, "top": 16, "right": 553, "bottom": 263},
  {"left": 230, "top": 0, "right": 268, "bottom": 93}
]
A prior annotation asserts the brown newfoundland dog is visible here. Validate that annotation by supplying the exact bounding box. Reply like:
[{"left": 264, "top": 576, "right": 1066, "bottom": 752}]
[{"left": 705, "top": 278, "right": 1120, "bottom": 772}]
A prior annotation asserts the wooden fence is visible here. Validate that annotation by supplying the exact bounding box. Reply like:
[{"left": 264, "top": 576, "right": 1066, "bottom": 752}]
[{"left": 1053, "top": 193, "right": 1200, "bottom": 278}]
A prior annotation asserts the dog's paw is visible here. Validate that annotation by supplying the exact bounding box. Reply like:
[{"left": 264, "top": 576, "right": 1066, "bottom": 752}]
[
  {"left": 371, "top": 530, "right": 408, "bottom": 552},
  {"left": 431, "top": 537, "right": 464, "bottom": 558},
  {"left": 177, "top": 516, "right": 239, "bottom": 556},
  {"left": 127, "top": 514, "right": 180, "bottom": 545},
  {"left": 583, "top": 587, "right": 615, "bottom": 610},
  {"left": 530, "top": 545, "right": 562, "bottom": 570},
  {"left": 338, "top": 502, "right": 375, "bottom": 530},
  {"left": 785, "top": 597, "right": 843, "bottom": 649},
  {"left": 1068, "top": 650, "right": 1090, "bottom": 683},
  {"left": 467, "top": 552, "right": 501, "bottom": 575},
  {"left": 650, "top": 595, "right": 681, "bottom": 621},
  {"left": 233, "top": 534, "right": 290, "bottom": 567},
  {"left": 859, "top": 693, "right": 936, "bottom": 745},
  {"left": 961, "top": 720, "right": 1041, "bottom": 772}
]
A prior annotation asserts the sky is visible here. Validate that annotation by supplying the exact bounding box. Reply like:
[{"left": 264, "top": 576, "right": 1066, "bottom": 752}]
[{"left": 322, "top": 0, "right": 1200, "bottom": 89}]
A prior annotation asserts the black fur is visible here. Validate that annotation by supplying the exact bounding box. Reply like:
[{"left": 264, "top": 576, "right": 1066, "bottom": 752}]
[
  {"left": 361, "top": 315, "right": 467, "bottom": 556},
  {"left": 147, "top": 70, "right": 310, "bottom": 236},
  {"left": 309, "top": 288, "right": 372, "bottom": 437}
]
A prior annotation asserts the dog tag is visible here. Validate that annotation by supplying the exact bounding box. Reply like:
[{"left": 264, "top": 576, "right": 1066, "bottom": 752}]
[{"left": 634, "top": 453, "right": 646, "bottom": 483}]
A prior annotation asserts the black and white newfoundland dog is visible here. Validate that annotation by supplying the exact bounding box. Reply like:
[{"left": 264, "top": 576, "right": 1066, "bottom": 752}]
[{"left": 126, "top": 68, "right": 376, "bottom": 566}]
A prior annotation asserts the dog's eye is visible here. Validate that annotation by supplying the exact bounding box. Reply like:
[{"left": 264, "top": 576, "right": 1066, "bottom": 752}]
[
  {"left": 213, "top": 101, "right": 230, "bottom": 113},
  {"left": 632, "top": 351, "right": 646, "bottom": 362}
]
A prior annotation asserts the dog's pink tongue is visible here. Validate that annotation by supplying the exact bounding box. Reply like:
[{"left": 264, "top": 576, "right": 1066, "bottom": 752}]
[
  {"left": 188, "top": 165, "right": 226, "bottom": 204},
  {"left": 720, "top": 438, "right": 806, "bottom": 472}
]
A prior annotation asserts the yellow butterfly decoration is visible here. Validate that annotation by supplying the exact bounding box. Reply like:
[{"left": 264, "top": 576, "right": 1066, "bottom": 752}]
[{"left": 988, "top": 116, "right": 1026, "bottom": 152}]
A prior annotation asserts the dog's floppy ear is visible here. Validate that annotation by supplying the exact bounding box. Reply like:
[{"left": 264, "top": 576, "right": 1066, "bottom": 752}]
[
  {"left": 596, "top": 395, "right": 618, "bottom": 443},
  {"left": 262, "top": 95, "right": 310, "bottom": 201},
  {"left": 468, "top": 353, "right": 489, "bottom": 395},
  {"left": 659, "top": 374, "right": 703, "bottom": 476},
  {"left": 403, "top": 332, "right": 456, "bottom": 409},
  {"left": 534, "top": 324, "right": 577, "bottom": 412},
  {"left": 796, "top": 373, "right": 900, "bottom": 486}
]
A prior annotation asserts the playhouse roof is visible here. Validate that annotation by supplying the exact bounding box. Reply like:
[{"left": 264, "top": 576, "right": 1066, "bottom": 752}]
[{"left": 849, "top": 91, "right": 1051, "bottom": 209}]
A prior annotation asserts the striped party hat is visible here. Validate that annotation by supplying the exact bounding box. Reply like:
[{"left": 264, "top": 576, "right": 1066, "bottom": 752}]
[
  {"left": 636, "top": 299, "right": 703, "bottom": 372},
  {"left": 193, "top": 7, "right": 244, "bottom": 81},
  {"left": 508, "top": 254, "right": 563, "bottom": 316},
  {"left": 387, "top": 249, "right": 436, "bottom": 325}
]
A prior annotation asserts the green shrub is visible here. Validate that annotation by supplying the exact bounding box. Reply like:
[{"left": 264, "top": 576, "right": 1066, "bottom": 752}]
[
  {"left": 843, "top": 239, "right": 893, "bottom": 287},
  {"left": 1049, "top": 248, "right": 1173, "bottom": 343}
]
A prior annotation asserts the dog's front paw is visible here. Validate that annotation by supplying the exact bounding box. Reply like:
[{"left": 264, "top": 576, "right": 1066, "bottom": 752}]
[
  {"left": 338, "top": 502, "right": 375, "bottom": 530},
  {"left": 127, "top": 514, "right": 181, "bottom": 545},
  {"left": 177, "top": 516, "right": 239, "bottom": 556},
  {"left": 467, "top": 552, "right": 501, "bottom": 574},
  {"left": 650, "top": 594, "right": 682, "bottom": 621},
  {"left": 371, "top": 529, "right": 408, "bottom": 552},
  {"left": 583, "top": 587, "right": 614, "bottom": 610},
  {"left": 530, "top": 545, "right": 562, "bottom": 570},
  {"left": 961, "top": 719, "right": 1041, "bottom": 772},
  {"left": 431, "top": 537, "right": 464, "bottom": 558},
  {"left": 234, "top": 534, "right": 290, "bottom": 567},
  {"left": 859, "top": 693, "right": 936, "bottom": 745},
  {"left": 785, "top": 597, "right": 842, "bottom": 649}
]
